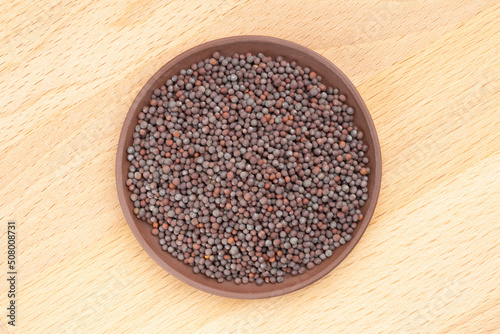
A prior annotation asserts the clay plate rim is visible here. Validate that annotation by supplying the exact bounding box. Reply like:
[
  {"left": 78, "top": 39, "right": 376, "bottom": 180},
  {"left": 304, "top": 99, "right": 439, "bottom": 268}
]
[{"left": 116, "top": 36, "right": 382, "bottom": 299}]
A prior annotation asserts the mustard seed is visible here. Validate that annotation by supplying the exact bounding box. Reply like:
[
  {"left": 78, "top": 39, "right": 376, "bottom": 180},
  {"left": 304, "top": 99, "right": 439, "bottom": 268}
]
[{"left": 126, "top": 51, "right": 370, "bottom": 285}]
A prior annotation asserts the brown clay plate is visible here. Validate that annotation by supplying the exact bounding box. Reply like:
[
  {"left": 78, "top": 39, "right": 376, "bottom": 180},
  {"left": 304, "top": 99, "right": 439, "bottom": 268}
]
[{"left": 116, "top": 36, "right": 382, "bottom": 299}]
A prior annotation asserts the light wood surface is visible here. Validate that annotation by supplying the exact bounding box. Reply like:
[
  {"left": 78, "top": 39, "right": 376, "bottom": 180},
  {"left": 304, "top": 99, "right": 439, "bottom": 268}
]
[{"left": 1, "top": 1, "right": 499, "bottom": 333}]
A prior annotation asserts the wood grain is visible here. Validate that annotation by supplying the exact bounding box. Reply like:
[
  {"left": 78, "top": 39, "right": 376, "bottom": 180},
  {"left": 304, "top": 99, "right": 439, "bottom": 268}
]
[{"left": 1, "top": 1, "right": 499, "bottom": 333}]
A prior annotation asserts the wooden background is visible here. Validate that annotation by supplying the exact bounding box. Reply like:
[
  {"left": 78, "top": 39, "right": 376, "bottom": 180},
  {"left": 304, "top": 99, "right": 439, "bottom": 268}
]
[{"left": 1, "top": 1, "right": 499, "bottom": 333}]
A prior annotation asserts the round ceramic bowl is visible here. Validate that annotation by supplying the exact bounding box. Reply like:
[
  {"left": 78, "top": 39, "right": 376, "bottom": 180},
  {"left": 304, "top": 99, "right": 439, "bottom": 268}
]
[{"left": 116, "top": 36, "right": 381, "bottom": 299}]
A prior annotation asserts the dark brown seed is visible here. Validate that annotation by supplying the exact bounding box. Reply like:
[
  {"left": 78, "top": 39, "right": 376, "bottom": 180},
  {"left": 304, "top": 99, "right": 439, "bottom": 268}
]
[{"left": 126, "top": 51, "right": 370, "bottom": 285}]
